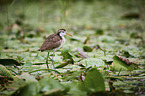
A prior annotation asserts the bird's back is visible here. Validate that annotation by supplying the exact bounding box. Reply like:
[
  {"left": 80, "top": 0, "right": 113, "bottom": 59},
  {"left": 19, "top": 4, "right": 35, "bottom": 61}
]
[{"left": 38, "top": 34, "right": 62, "bottom": 51}]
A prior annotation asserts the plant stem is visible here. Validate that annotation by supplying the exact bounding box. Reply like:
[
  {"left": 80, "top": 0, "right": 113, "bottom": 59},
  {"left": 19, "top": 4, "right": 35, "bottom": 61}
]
[
  {"left": 46, "top": 52, "right": 49, "bottom": 70},
  {"left": 52, "top": 50, "right": 55, "bottom": 70}
]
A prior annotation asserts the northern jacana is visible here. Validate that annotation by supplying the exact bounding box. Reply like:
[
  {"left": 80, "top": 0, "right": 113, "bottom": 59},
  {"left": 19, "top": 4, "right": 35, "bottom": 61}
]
[{"left": 38, "top": 29, "right": 72, "bottom": 70}]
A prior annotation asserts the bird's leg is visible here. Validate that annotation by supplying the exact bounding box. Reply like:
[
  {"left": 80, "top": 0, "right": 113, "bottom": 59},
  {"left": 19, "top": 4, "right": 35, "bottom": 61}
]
[
  {"left": 46, "top": 52, "right": 49, "bottom": 70},
  {"left": 52, "top": 50, "right": 55, "bottom": 70}
]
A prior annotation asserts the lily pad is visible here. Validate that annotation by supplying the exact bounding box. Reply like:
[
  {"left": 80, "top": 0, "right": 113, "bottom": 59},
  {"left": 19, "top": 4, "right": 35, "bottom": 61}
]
[
  {"left": 39, "top": 76, "right": 65, "bottom": 93},
  {"left": 16, "top": 81, "right": 39, "bottom": 96},
  {"left": 80, "top": 58, "right": 105, "bottom": 67},
  {"left": 111, "top": 55, "right": 138, "bottom": 71},
  {"left": 83, "top": 46, "right": 93, "bottom": 52},
  {"left": 99, "top": 35, "right": 115, "bottom": 43},
  {"left": 61, "top": 48, "right": 74, "bottom": 64},
  {"left": 83, "top": 68, "right": 105, "bottom": 94},
  {"left": 0, "top": 59, "right": 22, "bottom": 66}
]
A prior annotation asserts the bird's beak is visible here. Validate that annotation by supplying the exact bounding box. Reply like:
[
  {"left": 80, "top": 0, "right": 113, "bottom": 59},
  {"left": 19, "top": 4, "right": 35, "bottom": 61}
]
[{"left": 66, "top": 32, "right": 72, "bottom": 37}]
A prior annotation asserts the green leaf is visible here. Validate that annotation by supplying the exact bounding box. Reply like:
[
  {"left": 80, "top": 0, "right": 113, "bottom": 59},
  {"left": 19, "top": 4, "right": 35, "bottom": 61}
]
[
  {"left": 64, "top": 71, "right": 83, "bottom": 81},
  {"left": 17, "top": 82, "right": 39, "bottom": 96},
  {"left": 0, "top": 59, "right": 22, "bottom": 66},
  {"left": 84, "top": 68, "right": 105, "bottom": 94},
  {"left": 23, "top": 61, "right": 32, "bottom": 67},
  {"left": 61, "top": 48, "right": 74, "bottom": 64},
  {"left": 95, "top": 29, "right": 104, "bottom": 35},
  {"left": 120, "top": 50, "right": 134, "bottom": 58},
  {"left": 43, "top": 88, "right": 63, "bottom": 96},
  {"left": 99, "top": 35, "right": 115, "bottom": 43},
  {"left": 39, "top": 76, "right": 65, "bottom": 93},
  {"left": 83, "top": 46, "right": 93, "bottom": 52},
  {"left": 0, "top": 64, "right": 13, "bottom": 78},
  {"left": 80, "top": 58, "right": 105, "bottom": 67},
  {"left": 68, "top": 82, "right": 87, "bottom": 96},
  {"left": 111, "top": 55, "right": 138, "bottom": 71},
  {"left": 17, "top": 73, "right": 37, "bottom": 82}
]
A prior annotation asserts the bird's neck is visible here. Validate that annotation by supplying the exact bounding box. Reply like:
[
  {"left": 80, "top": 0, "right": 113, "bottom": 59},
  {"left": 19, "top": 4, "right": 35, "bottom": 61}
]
[{"left": 59, "top": 34, "right": 65, "bottom": 43}]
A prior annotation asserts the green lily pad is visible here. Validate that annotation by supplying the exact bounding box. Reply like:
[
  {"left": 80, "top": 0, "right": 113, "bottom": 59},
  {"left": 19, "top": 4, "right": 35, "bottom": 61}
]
[
  {"left": 99, "top": 35, "right": 115, "bottom": 43},
  {"left": 95, "top": 29, "right": 104, "bottom": 35},
  {"left": 111, "top": 55, "right": 138, "bottom": 71},
  {"left": 80, "top": 58, "right": 105, "bottom": 67},
  {"left": 39, "top": 76, "right": 65, "bottom": 93},
  {"left": 0, "top": 59, "right": 22, "bottom": 66},
  {"left": 83, "top": 68, "right": 105, "bottom": 94},
  {"left": 16, "top": 81, "right": 39, "bottom": 96},
  {"left": 83, "top": 46, "right": 93, "bottom": 52},
  {"left": 68, "top": 82, "right": 87, "bottom": 96},
  {"left": 61, "top": 48, "right": 74, "bottom": 64}
]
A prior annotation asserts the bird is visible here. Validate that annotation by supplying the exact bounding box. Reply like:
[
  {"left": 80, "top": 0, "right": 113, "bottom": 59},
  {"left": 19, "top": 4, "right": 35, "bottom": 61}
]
[{"left": 38, "top": 29, "right": 72, "bottom": 70}]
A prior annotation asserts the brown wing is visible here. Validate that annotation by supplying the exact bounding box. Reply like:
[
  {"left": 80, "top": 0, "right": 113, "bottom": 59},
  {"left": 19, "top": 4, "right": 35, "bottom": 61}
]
[{"left": 38, "top": 34, "right": 62, "bottom": 51}]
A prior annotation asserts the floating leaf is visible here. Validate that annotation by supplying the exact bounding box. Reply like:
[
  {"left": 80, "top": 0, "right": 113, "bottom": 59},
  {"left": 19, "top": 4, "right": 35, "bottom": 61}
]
[
  {"left": 61, "top": 48, "right": 74, "bottom": 64},
  {"left": 64, "top": 71, "right": 83, "bottom": 81},
  {"left": 56, "top": 59, "right": 71, "bottom": 68},
  {"left": 83, "top": 46, "right": 93, "bottom": 52},
  {"left": 80, "top": 58, "right": 104, "bottom": 67},
  {"left": 16, "top": 81, "right": 39, "bottom": 96},
  {"left": 99, "top": 36, "right": 115, "bottom": 43},
  {"left": 83, "top": 68, "right": 105, "bottom": 94},
  {"left": 0, "top": 64, "right": 13, "bottom": 78},
  {"left": 68, "top": 82, "right": 87, "bottom": 96},
  {"left": 43, "top": 88, "right": 63, "bottom": 96},
  {"left": 95, "top": 29, "right": 104, "bottom": 35},
  {"left": 120, "top": 50, "right": 134, "bottom": 58},
  {"left": 39, "top": 76, "right": 65, "bottom": 93},
  {"left": 111, "top": 55, "right": 138, "bottom": 71},
  {"left": 23, "top": 61, "right": 32, "bottom": 67},
  {"left": 0, "top": 59, "right": 22, "bottom": 66},
  {"left": 17, "top": 73, "right": 37, "bottom": 82}
]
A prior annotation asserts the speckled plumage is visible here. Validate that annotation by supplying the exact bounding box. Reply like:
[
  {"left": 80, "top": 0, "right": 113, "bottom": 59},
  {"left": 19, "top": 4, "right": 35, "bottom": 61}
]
[{"left": 38, "top": 34, "right": 62, "bottom": 51}]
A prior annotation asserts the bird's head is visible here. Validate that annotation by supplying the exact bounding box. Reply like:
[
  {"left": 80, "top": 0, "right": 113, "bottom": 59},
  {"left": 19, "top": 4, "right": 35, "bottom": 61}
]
[{"left": 57, "top": 29, "right": 72, "bottom": 37}]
